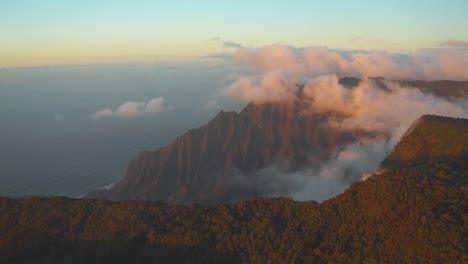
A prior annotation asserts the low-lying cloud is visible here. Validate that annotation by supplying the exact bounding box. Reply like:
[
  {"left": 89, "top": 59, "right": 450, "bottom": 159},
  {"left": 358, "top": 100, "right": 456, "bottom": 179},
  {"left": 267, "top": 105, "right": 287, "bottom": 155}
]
[
  {"left": 304, "top": 75, "right": 466, "bottom": 144},
  {"left": 216, "top": 42, "right": 467, "bottom": 200},
  {"left": 91, "top": 97, "right": 169, "bottom": 120},
  {"left": 226, "top": 142, "right": 390, "bottom": 202}
]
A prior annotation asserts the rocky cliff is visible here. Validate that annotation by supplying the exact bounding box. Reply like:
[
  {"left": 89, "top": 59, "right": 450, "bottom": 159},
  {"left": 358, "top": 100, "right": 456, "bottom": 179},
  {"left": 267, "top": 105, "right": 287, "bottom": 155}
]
[{"left": 87, "top": 79, "right": 468, "bottom": 204}]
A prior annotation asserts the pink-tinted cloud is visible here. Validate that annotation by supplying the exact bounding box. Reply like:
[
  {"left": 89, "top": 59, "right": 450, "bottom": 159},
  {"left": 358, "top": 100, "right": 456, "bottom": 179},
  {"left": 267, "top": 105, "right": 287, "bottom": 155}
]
[
  {"left": 223, "top": 70, "right": 298, "bottom": 104},
  {"left": 233, "top": 44, "right": 468, "bottom": 81},
  {"left": 439, "top": 39, "right": 468, "bottom": 49},
  {"left": 223, "top": 72, "right": 466, "bottom": 144},
  {"left": 302, "top": 74, "right": 352, "bottom": 114},
  {"left": 303, "top": 75, "right": 466, "bottom": 143},
  {"left": 219, "top": 42, "right": 468, "bottom": 188}
]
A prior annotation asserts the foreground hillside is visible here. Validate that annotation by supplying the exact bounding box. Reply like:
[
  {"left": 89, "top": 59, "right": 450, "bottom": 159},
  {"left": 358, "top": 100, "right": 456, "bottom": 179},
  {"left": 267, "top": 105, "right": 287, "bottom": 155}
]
[{"left": 1, "top": 115, "right": 466, "bottom": 263}]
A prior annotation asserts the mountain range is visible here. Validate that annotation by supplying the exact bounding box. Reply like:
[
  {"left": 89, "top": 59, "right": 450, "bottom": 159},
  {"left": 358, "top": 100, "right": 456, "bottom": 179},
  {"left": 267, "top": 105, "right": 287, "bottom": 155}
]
[
  {"left": 1, "top": 114, "right": 466, "bottom": 263},
  {"left": 87, "top": 78, "right": 468, "bottom": 204}
]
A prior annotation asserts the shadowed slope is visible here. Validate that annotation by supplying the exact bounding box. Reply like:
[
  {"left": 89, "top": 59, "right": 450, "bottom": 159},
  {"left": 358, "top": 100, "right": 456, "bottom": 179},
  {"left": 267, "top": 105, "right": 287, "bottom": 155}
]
[
  {"left": 1, "top": 115, "right": 467, "bottom": 263},
  {"left": 88, "top": 103, "right": 357, "bottom": 204}
]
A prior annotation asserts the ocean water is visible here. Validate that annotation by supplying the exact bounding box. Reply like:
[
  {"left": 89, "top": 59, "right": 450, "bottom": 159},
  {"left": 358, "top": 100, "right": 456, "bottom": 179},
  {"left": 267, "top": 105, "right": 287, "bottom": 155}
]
[{"left": 0, "top": 62, "right": 245, "bottom": 198}]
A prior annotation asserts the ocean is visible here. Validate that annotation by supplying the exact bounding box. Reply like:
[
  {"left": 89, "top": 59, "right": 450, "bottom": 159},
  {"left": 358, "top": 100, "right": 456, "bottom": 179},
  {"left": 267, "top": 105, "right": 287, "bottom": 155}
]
[{"left": 0, "top": 62, "right": 245, "bottom": 198}]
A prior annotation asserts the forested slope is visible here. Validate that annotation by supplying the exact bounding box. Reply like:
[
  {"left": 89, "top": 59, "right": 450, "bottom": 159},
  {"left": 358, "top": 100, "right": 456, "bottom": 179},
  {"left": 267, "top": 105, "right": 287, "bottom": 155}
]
[{"left": 0, "top": 115, "right": 466, "bottom": 263}]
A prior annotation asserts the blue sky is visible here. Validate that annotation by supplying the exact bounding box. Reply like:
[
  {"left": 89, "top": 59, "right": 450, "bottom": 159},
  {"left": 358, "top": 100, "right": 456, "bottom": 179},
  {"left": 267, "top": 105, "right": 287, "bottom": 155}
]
[{"left": 2, "top": 0, "right": 468, "bottom": 67}]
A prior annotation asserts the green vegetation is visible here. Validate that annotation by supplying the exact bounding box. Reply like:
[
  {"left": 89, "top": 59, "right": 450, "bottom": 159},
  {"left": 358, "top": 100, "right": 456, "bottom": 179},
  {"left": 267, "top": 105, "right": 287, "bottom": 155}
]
[
  {"left": 382, "top": 115, "right": 468, "bottom": 167},
  {"left": 0, "top": 156, "right": 466, "bottom": 263},
  {"left": 0, "top": 115, "right": 466, "bottom": 263}
]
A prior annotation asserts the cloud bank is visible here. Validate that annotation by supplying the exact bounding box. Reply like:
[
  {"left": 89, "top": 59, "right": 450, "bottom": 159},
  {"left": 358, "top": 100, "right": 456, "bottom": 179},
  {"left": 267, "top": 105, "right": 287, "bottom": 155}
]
[
  {"left": 439, "top": 39, "right": 468, "bottom": 50},
  {"left": 304, "top": 75, "right": 466, "bottom": 143},
  {"left": 227, "top": 142, "right": 390, "bottom": 202},
  {"left": 91, "top": 97, "right": 169, "bottom": 120},
  {"left": 215, "top": 42, "right": 468, "bottom": 200},
  {"left": 223, "top": 44, "right": 467, "bottom": 143},
  {"left": 233, "top": 44, "right": 468, "bottom": 81}
]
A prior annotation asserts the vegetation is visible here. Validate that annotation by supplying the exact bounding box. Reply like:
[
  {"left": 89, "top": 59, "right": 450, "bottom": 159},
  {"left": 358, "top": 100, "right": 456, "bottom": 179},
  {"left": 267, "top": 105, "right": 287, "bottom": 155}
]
[
  {"left": 0, "top": 115, "right": 466, "bottom": 263},
  {"left": 0, "top": 155, "right": 466, "bottom": 263},
  {"left": 382, "top": 115, "right": 468, "bottom": 167}
]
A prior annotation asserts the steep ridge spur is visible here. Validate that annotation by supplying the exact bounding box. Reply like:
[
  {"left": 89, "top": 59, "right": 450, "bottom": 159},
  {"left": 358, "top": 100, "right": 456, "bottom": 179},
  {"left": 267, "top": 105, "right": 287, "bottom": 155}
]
[
  {"left": 88, "top": 79, "right": 468, "bottom": 204},
  {"left": 88, "top": 102, "right": 357, "bottom": 204}
]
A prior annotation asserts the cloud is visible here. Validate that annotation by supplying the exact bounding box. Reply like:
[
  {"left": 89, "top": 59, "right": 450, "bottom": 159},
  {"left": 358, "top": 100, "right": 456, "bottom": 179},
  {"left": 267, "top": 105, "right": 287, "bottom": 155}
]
[
  {"left": 222, "top": 83, "right": 465, "bottom": 201},
  {"left": 439, "top": 39, "right": 468, "bottom": 49},
  {"left": 302, "top": 74, "right": 352, "bottom": 114},
  {"left": 303, "top": 75, "right": 466, "bottom": 144},
  {"left": 221, "top": 72, "right": 466, "bottom": 190},
  {"left": 145, "top": 97, "right": 168, "bottom": 113},
  {"left": 232, "top": 44, "right": 468, "bottom": 81},
  {"left": 226, "top": 161, "right": 349, "bottom": 202},
  {"left": 227, "top": 72, "right": 466, "bottom": 143},
  {"left": 203, "top": 41, "right": 468, "bottom": 201},
  {"left": 223, "top": 70, "right": 299, "bottom": 104},
  {"left": 223, "top": 43, "right": 467, "bottom": 142},
  {"left": 212, "top": 42, "right": 468, "bottom": 200},
  {"left": 211, "top": 37, "right": 244, "bottom": 49},
  {"left": 90, "top": 108, "right": 114, "bottom": 120},
  {"left": 223, "top": 41, "right": 243, "bottom": 49},
  {"left": 225, "top": 143, "right": 388, "bottom": 202},
  {"left": 91, "top": 97, "right": 169, "bottom": 120}
]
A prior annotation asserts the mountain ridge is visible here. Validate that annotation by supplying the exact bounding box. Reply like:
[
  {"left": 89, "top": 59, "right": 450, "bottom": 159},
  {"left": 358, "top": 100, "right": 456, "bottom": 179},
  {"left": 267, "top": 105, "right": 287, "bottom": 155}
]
[
  {"left": 88, "top": 102, "right": 359, "bottom": 204},
  {"left": 87, "top": 78, "right": 468, "bottom": 204},
  {"left": 1, "top": 114, "right": 467, "bottom": 263},
  {"left": 381, "top": 114, "right": 468, "bottom": 168}
]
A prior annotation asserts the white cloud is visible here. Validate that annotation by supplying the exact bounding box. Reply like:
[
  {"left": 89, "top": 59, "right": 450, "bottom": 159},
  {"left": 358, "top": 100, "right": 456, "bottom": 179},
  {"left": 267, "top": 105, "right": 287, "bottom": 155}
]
[
  {"left": 90, "top": 97, "right": 169, "bottom": 120},
  {"left": 221, "top": 72, "right": 466, "bottom": 186},
  {"left": 303, "top": 75, "right": 466, "bottom": 144},
  {"left": 212, "top": 41, "right": 468, "bottom": 199},
  {"left": 145, "top": 97, "right": 167, "bottom": 113}
]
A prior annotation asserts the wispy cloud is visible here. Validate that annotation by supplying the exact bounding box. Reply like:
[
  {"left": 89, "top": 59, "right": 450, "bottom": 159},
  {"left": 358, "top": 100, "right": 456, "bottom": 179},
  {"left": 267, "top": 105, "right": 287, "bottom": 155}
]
[
  {"left": 211, "top": 37, "right": 244, "bottom": 49},
  {"left": 439, "top": 39, "right": 468, "bottom": 49},
  {"left": 90, "top": 97, "right": 170, "bottom": 120},
  {"left": 222, "top": 41, "right": 243, "bottom": 49}
]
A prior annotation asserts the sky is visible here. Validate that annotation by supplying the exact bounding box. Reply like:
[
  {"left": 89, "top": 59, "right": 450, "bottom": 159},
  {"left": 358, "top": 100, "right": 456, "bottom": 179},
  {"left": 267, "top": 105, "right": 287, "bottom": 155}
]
[{"left": 2, "top": 0, "right": 468, "bottom": 67}]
